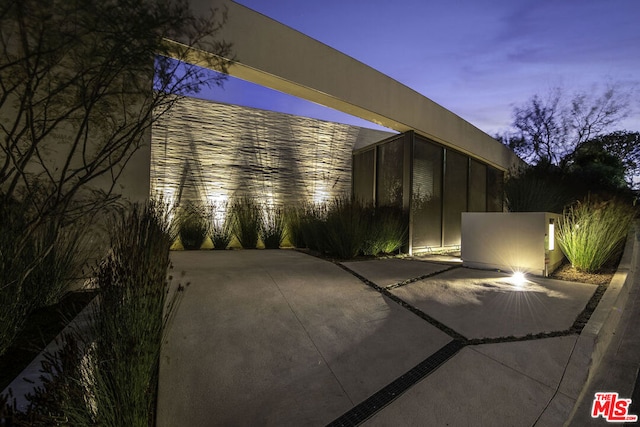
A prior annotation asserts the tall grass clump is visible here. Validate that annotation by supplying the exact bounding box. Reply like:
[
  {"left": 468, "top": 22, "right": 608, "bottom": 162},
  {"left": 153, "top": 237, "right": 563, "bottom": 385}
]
[
  {"left": 0, "top": 197, "right": 31, "bottom": 357},
  {"left": 285, "top": 206, "right": 307, "bottom": 248},
  {"left": 176, "top": 202, "right": 208, "bottom": 250},
  {"left": 7, "top": 200, "right": 182, "bottom": 424},
  {"left": 231, "top": 197, "right": 262, "bottom": 249},
  {"left": 84, "top": 200, "right": 181, "bottom": 426},
  {"left": 362, "top": 206, "right": 407, "bottom": 256},
  {"left": 260, "top": 206, "right": 286, "bottom": 249},
  {"left": 557, "top": 200, "right": 635, "bottom": 273},
  {"left": 323, "top": 197, "right": 370, "bottom": 259},
  {"left": 299, "top": 204, "right": 328, "bottom": 253},
  {"left": 291, "top": 199, "right": 407, "bottom": 259},
  {"left": 1, "top": 200, "right": 184, "bottom": 425},
  {"left": 1, "top": 333, "right": 92, "bottom": 425},
  {"left": 0, "top": 197, "right": 87, "bottom": 357},
  {"left": 25, "top": 219, "right": 88, "bottom": 308},
  {"left": 208, "top": 202, "right": 233, "bottom": 250}
]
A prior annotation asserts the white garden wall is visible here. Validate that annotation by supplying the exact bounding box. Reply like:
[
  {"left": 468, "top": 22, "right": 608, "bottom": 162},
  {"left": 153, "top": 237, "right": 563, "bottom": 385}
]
[{"left": 461, "top": 212, "right": 564, "bottom": 276}]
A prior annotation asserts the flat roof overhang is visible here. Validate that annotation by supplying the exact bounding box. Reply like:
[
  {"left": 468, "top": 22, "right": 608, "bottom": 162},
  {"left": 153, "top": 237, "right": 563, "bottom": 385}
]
[{"left": 166, "top": 0, "right": 523, "bottom": 171}]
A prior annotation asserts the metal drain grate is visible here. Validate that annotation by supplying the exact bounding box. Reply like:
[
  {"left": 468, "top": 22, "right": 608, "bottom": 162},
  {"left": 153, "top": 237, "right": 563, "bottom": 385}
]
[{"left": 326, "top": 340, "right": 465, "bottom": 427}]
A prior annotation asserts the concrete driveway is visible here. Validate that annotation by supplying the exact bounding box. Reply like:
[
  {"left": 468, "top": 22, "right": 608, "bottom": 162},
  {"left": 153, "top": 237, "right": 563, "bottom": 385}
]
[{"left": 156, "top": 249, "right": 614, "bottom": 426}]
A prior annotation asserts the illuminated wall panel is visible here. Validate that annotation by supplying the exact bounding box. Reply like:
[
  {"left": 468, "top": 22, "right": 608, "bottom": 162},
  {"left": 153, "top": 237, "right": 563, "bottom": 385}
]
[{"left": 151, "top": 96, "right": 392, "bottom": 208}]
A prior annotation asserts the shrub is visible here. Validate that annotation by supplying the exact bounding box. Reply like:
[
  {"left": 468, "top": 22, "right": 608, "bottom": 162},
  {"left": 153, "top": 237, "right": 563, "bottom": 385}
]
[
  {"left": 260, "top": 206, "right": 286, "bottom": 249},
  {"left": 231, "top": 197, "right": 262, "bottom": 249},
  {"left": 208, "top": 202, "right": 233, "bottom": 250},
  {"left": 176, "top": 202, "right": 208, "bottom": 250},
  {"left": 505, "top": 165, "right": 571, "bottom": 213},
  {"left": 557, "top": 200, "right": 635, "bottom": 273}
]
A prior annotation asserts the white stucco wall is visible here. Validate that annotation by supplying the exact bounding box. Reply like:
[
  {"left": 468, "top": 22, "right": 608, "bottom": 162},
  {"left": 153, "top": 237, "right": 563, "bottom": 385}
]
[{"left": 461, "top": 212, "right": 564, "bottom": 276}]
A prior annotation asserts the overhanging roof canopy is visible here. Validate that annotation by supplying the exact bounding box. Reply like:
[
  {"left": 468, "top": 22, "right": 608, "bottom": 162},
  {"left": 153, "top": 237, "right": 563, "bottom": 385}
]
[{"left": 166, "top": 0, "right": 522, "bottom": 171}]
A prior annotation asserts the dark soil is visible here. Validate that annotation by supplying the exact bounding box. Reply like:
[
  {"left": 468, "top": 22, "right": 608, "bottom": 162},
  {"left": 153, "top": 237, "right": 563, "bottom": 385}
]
[
  {"left": 0, "top": 290, "right": 97, "bottom": 392},
  {"left": 550, "top": 254, "right": 621, "bottom": 286}
]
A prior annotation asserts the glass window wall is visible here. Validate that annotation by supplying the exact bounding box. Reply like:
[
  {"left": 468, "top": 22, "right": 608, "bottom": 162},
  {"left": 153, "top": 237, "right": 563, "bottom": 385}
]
[
  {"left": 352, "top": 131, "right": 506, "bottom": 252},
  {"left": 443, "top": 150, "right": 468, "bottom": 246},
  {"left": 376, "top": 138, "right": 404, "bottom": 208},
  {"left": 468, "top": 159, "right": 487, "bottom": 212},
  {"left": 412, "top": 139, "right": 443, "bottom": 248},
  {"left": 353, "top": 149, "right": 375, "bottom": 205}
]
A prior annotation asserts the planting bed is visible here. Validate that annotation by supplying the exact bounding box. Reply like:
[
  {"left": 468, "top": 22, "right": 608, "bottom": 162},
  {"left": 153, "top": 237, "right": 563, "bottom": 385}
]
[
  {"left": 0, "top": 290, "right": 96, "bottom": 392},
  {"left": 551, "top": 258, "right": 619, "bottom": 286}
]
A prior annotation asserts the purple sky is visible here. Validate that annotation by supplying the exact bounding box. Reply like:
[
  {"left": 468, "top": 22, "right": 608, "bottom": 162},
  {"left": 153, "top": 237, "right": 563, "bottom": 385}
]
[{"left": 197, "top": 0, "right": 640, "bottom": 136}]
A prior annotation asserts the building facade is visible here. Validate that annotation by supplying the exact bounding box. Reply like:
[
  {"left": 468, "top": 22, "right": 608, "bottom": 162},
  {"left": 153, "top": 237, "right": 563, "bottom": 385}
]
[
  {"left": 155, "top": 0, "right": 524, "bottom": 253},
  {"left": 153, "top": 96, "right": 506, "bottom": 253}
]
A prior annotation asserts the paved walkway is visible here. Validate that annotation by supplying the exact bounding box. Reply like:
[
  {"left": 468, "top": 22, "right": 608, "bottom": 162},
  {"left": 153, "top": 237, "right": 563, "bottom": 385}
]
[{"left": 156, "top": 240, "right": 639, "bottom": 426}]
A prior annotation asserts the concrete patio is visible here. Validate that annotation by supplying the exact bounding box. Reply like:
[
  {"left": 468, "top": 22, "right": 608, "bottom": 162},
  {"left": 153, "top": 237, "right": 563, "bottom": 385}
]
[{"left": 156, "top": 243, "right": 639, "bottom": 426}]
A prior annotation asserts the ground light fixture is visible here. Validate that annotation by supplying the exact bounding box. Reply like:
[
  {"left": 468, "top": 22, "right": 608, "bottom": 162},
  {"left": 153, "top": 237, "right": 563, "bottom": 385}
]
[{"left": 510, "top": 271, "right": 527, "bottom": 287}]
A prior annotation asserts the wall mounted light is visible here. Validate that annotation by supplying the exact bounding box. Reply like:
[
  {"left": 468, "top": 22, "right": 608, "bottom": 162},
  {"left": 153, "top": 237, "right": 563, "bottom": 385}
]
[{"left": 548, "top": 218, "right": 555, "bottom": 251}]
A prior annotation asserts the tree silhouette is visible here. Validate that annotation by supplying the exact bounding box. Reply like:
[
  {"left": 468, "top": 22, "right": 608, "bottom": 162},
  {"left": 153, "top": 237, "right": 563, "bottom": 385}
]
[
  {"left": 0, "top": 0, "right": 232, "bottom": 221},
  {"left": 503, "top": 85, "right": 631, "bottom": 169}
]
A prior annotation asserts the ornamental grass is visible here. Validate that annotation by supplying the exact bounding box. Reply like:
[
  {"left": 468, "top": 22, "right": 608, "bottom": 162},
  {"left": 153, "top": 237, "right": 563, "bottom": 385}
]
[{"left": 557, "top": 200, "right": 635, "bottom": 273}]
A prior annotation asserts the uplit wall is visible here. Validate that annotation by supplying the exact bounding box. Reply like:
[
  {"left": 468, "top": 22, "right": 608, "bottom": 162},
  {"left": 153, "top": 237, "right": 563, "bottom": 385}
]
[{"left": 151, "top": 96, "right": 393, "bottom": 209}]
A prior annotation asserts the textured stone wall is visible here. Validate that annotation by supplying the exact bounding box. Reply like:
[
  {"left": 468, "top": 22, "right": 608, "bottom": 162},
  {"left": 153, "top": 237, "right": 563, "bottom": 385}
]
[{"left": 151, "top": 96, "right": 392, "bottom": 208}]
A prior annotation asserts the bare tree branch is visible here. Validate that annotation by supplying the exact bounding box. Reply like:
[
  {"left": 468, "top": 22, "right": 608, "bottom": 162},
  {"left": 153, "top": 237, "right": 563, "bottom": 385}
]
[
  {"left": 506, "top": 83, "right": 633, "bottom": 171},
  {"left": 0, "top": 0, "right": 233, "bottom": 222}
]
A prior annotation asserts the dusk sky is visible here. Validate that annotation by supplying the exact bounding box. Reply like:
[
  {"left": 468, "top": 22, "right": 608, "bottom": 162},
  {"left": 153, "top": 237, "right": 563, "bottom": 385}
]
[{"left": 198, "top": 0, "right": 640, "bottom": 136}]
